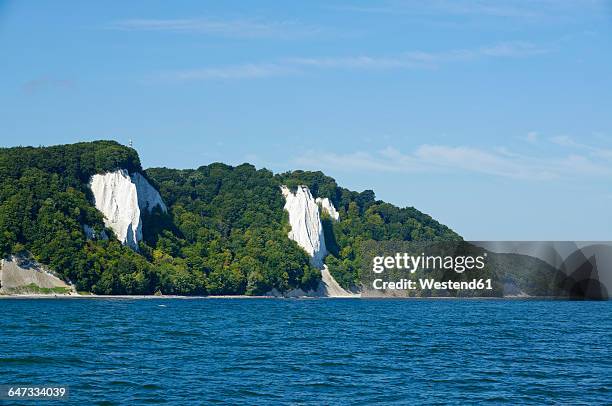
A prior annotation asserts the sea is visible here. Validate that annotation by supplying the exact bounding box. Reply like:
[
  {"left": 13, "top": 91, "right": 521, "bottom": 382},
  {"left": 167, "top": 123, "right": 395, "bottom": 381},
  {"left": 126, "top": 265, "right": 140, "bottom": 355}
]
[{"left": 0, "top": 298, "right": 610, "bottom": 405}]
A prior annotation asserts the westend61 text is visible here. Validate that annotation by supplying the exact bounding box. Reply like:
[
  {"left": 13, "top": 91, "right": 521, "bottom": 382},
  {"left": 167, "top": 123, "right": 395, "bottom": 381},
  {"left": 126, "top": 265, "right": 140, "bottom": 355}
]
[{"left": 372, "top": 278, "right": 493, "bottom": 291}]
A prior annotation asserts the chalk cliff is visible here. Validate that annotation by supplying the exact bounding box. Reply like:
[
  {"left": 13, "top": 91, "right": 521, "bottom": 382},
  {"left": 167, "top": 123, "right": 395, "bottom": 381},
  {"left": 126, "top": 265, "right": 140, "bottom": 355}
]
[
  {"left": 0, "top": 256, "right": 76, "bottom": 295},
  {"left": 316, "top": 265, "right": 354, "bottom": 297},
  {"left": 89, "top": 169, "right": 166, "bottom": 250},
  {"left": 131, "top": 172, "right": 167, "bottom": 213},
  {"left": 281, "top": 185, "right": 354, "bottom": 297},
  {"left": 316, "top": 197, "right": 340, "bottom": 221},
  {"left": 281, "top": 185, "right": 327, "bottom": 268}
]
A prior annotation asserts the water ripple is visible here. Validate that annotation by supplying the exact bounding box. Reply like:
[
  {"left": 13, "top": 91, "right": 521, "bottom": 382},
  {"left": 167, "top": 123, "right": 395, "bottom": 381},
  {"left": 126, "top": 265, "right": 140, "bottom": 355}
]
[{"left": 0, "top": 299, "right": 610, "bottom": 404}]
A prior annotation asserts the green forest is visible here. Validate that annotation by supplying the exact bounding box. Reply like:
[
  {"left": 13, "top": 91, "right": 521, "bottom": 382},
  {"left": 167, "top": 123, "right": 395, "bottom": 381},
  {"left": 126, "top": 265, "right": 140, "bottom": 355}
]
[
  {"left": 0, "top": 141, "right": 459, "bottom": 295},
  {"left": 276, "top": 170, "right": 460, "bottom": 288}
]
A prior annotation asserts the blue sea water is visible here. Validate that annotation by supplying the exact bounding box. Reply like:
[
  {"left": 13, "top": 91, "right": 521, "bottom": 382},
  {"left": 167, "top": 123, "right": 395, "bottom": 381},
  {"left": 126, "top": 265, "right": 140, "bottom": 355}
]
[{"left": 0, "top": 299, "right": 610, "bottom": 405}]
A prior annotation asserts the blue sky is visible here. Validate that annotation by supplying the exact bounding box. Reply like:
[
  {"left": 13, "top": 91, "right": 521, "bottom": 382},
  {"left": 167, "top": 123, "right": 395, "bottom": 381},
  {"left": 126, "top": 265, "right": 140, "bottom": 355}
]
[{"left": 1, "top": 0, "right": 611, "bottom": 240}]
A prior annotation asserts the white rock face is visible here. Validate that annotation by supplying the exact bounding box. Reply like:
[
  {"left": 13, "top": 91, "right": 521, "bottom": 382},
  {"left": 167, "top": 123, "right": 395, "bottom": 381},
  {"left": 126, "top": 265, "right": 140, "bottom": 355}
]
[
  {"left": 317, "top": 265, "right": 353, "bottom": 297},
  {"left": 281, "top": 185, "right": 327, "bottom": 267},
  {"left": 315, "top": 197, "right": 340, "bottom": 221},
  {"left": 279, "top": 185, "right": 357, "bottom": 297},
  {"left": 89, "top": 169, "right": 166, "bottom": 250},
  {"left": 132, "top": 172, "right": 167, "bottom": 213},
  {"left": 0, "top": 256, "right": 76, "bottom": 295}
]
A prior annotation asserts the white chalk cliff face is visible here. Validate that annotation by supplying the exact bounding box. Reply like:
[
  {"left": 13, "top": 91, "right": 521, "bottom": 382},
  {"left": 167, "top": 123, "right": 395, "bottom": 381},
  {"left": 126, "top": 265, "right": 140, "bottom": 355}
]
[
  {"left": 281, "top": 185, "right": 354, "bottom": 297},
  {"left": 131, "top": 172, "right": 167, "bottom": 213},
  {"left": 315, "top": 197, "right": 340, "bottom": 221},
  {"left": 89, "top": 169, "right": 166, "bottom": 250},
  {"left": 281, "top": 185, "right": 327, "bottom": 268}
]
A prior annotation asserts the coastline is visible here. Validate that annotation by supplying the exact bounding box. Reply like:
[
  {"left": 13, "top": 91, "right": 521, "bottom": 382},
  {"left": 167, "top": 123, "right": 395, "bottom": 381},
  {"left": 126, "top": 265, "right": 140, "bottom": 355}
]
[
  {"left": 0, "top": 294, "right": 277, "bottom": 299},
  {"left": 0, "top": 293, "right": 555, "bottom": 300}
]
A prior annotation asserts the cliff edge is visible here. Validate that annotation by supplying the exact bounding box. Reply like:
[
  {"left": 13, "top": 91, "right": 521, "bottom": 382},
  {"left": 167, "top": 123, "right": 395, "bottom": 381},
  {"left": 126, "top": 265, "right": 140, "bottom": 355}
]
[{"left": 89, "top": 169, "right": 166, "bottom": 250}]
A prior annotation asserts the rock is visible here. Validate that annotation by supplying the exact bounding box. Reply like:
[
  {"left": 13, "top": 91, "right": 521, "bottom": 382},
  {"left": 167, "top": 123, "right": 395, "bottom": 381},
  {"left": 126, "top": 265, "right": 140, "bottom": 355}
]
[
  {"left": 0, "top": 256, "right": 75, "bottom": 295},
  {"left": 89, "top": 169, "right": 166, "bottom": 250},
  {"left": 316, "top": 265, "right": 353, "bottom": 297},
  {"left": 281, "top": 185, "right": 356, "bottom": 297},
  {"left": 131, "top": 172, "right": 167, "bottom": 213},
  {"left": 316, "top": 197, "right": 340, "bottom": 221},
  {"left": 280, "top": 185, "right": 327, "bottom": 268}
]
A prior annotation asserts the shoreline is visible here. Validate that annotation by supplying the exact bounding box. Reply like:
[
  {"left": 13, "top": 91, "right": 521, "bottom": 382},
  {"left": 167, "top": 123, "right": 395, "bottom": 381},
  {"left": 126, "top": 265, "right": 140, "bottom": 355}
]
[
  {"left": 0, "top": 293, "right": 564, "bottom": 300},
  {"left": 0, "top": 294, "right": 277, "bottom": 299}
]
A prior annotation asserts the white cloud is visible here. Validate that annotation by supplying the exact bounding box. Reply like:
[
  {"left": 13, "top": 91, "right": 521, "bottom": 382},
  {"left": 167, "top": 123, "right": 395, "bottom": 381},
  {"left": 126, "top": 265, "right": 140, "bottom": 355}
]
[
  {"left": 549, "top": 135, "right": 582, "bottom": 148},
  {"left": 431, "top": 1, "right": 542, "bottom": 19},
  {"left": 106, "top": 18, "right": 322, "bottom": 39},
  {"left": 160, "top": 63, "right": 296, "bottom": 81},
  {"left": 549, "top": 135, "right": 612, "bottom": 160},
  {"left": 283, "top": 55, "right": 431, "bottom": 69},
  {"left": 478, "top": 42, "right": 550, "bottom": 57},
  {"left": 292, "top": 143, "right": 612, "bottom": 180},
  {"left": 157, "top": 41, "right": 550, "bottom": 81},
  {"left": 285, "top": 42, "right": 548, "bottom": 69},
  {"left": 331, "top": 0, "right": 607, "bottom": 21},
  {"left": 329, "top": 2, "right": 538, "bottom": 18}
]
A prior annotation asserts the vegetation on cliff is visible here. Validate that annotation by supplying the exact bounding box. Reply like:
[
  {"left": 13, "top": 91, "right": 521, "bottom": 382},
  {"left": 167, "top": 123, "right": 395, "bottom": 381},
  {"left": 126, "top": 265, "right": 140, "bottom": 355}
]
[
  {"left": 0, "top": 141, "right": 459, "bottom": 294},
  {"left": 277, "top": 170, "right": 460, "bottom": 288}
]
